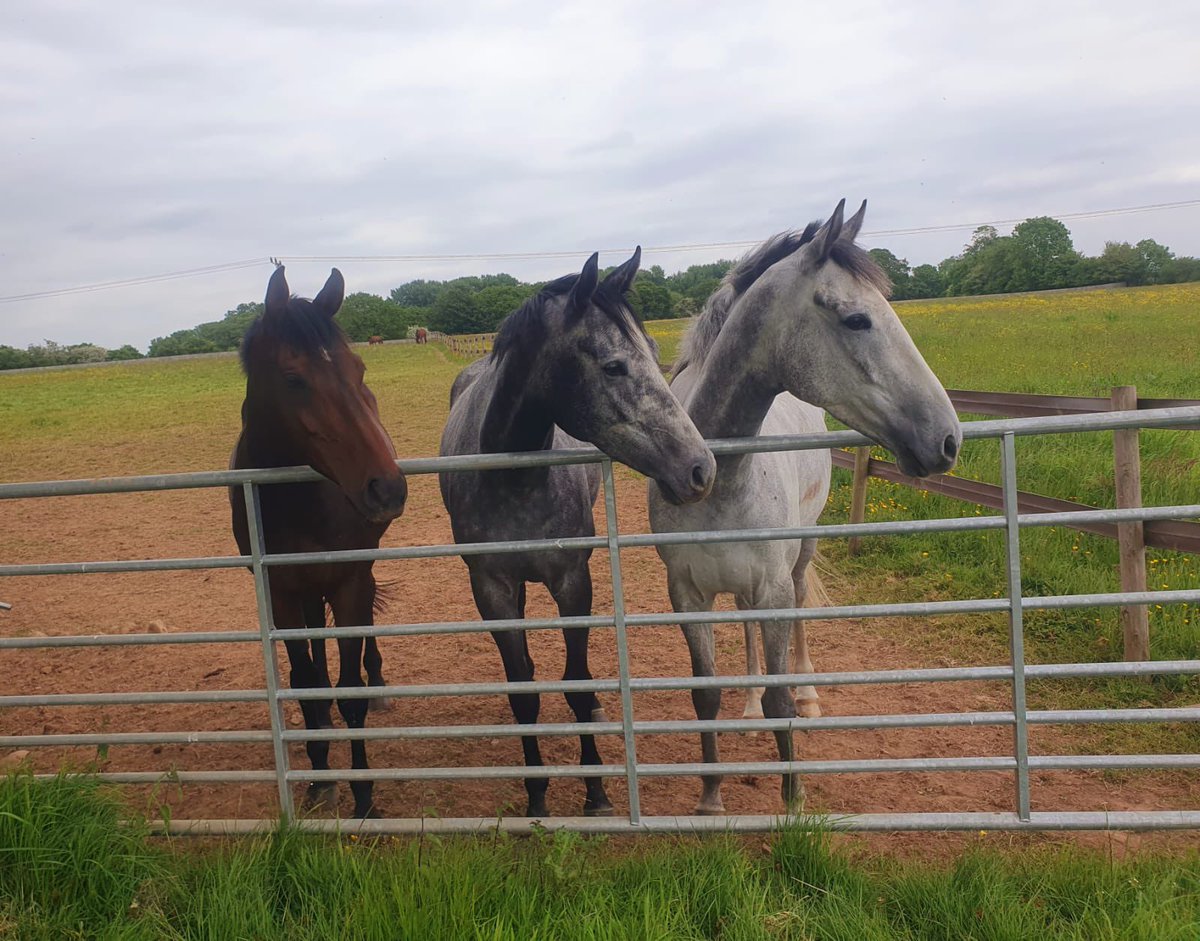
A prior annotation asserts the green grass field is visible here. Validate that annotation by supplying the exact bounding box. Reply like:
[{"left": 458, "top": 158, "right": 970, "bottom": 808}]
[{"left": 3, "top": 771, "right": 1199, "bottom": 940}]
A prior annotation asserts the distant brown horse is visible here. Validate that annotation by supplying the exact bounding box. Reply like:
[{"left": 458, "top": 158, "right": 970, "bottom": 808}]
[
  {"left": 368, "top": 335, "right": 384, "bottom": 347},
  {"left": 415, "top": 327, "right": 428, "bottom": 344},
  {"left": 230, "top": 264, "right": 408, "bottom": 818}
]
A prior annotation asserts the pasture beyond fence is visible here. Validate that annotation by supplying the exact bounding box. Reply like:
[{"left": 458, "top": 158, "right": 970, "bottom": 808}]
[
  {"left": 843, "top": 385, "right": 1200, "bottom": 663},
  {"left": 2, "top": 407, "right": 1199, "bottom": 836}
]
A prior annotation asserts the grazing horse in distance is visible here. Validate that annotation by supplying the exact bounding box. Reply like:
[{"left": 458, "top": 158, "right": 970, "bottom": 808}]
[
  {"left": 440, "top": 249, "right": 716, "bottom": 817},
  {"left": 368, "top": 335, "right": 384, "bottom": 347},
  {"left": 649, "top": 200, "right": 961, "bottom": 815},
  {"left": 230, "top": 264, "right": 408, "bottom": 818},
  {"left": 415, "top": 327, "right": 428, "bottom": 344}
]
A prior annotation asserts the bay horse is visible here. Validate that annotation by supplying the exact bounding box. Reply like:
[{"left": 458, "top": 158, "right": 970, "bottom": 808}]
[
  {"left": 440, "top": 249, "right": 715, "bottom": 817},
  {"left": 230, "top": 264, "right": 408, "bottom": 818},
  {"left": 368, "top": 335, "right": 384, "bottom": 347},
  {"left": 415, "top": 327, "right": 428, "bottom": 344},
  {"left": 649, "top": 200, "right": 961, "bottom": 814}
]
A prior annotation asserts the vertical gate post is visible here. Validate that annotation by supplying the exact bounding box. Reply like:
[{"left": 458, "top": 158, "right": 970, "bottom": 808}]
[
  {"left": 1112, "top": 386, "right": 1150, "bottom": 663},
  {"left": 601, "top": 459, "right": 643, "bottom": 825},
  {"left": 1000, "top": 433, "right": 1031, "bottom": 821},
  {"left": 242, "top": 481, "right": 296, "bottom": 822},
  {"left": 847, "top": 447, "right": 872, "bottom": 556}
]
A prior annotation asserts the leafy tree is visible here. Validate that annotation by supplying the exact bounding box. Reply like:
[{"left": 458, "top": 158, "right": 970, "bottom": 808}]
[
  {"left": 474, "top": 284, "right": 534, "bottom": 331},
  {"left": 964, "top": 225, "right": 1000, "bottom": 255},
  {"left": 1136, "top": 239, "right": 1174, "bottom": 283},
  {"left": 337, "top": 292, "right": 414, "bottom": 341},
  {"left": 0, "top": 345, "right": 34, "bottom": 370},
  {"left": 868, "top": 249, "right": 911, "bottom": 298},
  {"left": 907, "top": 264, "right": 942, "bottom": 299},
  {"left": 1009, "top": 217, "right": 1075, "bottom": 290},
  {"left": 631, "top": 274, "right": 673, "bottom": 320},
  {"left": 1164, "top": 255, "right": 1200, "bottom": 283},
  {"left": 106, "top": 345, "right": 144, "bottom": 361},
  {"left": 428, "top": 284, "right": 486, "bottom": 334},
  {"left": 391, "top": 279, "right": 443, "bottom": 308},
  {"left": 1095, "top": 242, "right": 1146, "bottom": 285}
]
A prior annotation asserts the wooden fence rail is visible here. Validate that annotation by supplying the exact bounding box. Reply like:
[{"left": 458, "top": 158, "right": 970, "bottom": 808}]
[{"left": 843, "top": 386, "right": 1200, "bottom": 662}]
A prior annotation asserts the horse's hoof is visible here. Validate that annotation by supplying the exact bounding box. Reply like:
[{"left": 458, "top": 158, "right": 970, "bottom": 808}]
[
  {"left": 590, "top": 706, "right": 609, "bottom": 723},
  {"left": 694, "top": 800, "right": 726, "bottom": 816},
  {"left": 798, "top": 701, "right": 821, "bottom": 719},
  {"left": 525, "top": 798, "right": 550, "bottom": 818},
  {"left": 354, "top": 803, "right": 382, "bottom": 820},
  {"left": 783, "top": 781, "right": 807, "bottom": 815},
  {"left": 583, "top": 797, "right": 614, "bottom": 817},
  {"left": 302, "top": 782, "right": 337, "bottom": 811},
  {"left": 368, "top": 696, "right": 392, "bottom": 713}
]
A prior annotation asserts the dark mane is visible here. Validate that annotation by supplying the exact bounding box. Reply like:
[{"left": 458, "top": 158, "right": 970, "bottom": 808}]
[
  {"left": 675, "top": 222, "right": 891, "bottom": 374},
  {"left": 240, "top": 297, "right": 346, "bottom": 371},
  {"left": 490, "top": 271, "right": 645, "bottom": 363}
]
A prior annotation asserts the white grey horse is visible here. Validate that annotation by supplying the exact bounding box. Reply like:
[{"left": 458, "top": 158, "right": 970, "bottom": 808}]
[
  {"left": 649, "top": 200, "right": 962, "bottom": 815},
  {"left": 440, "top": 249, "right": 715, "bottom": 817}
]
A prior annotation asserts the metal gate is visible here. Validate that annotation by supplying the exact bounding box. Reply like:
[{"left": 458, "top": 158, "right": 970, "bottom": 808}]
[{"left": 2, "top": 406, "right": 1199, "bottom": 834}]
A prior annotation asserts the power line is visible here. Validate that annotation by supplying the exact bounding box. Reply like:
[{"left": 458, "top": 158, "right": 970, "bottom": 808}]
[{"left": 3, "top": 198, "right": 1198, "bottom": 305}]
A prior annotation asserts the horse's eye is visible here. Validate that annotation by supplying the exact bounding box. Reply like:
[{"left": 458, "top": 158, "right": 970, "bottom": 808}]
[
  {"left": 283, "top": 373, "right": 307, "bottom": 391},
  {"left": 602, "top": 360, "right": 628, "bottom": 377},
  {"left": 842, "top": 313, "right": 872, "bottom": 331}
]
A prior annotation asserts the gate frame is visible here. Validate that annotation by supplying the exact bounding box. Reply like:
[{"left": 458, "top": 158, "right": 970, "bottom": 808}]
[{"left": 2, "top": 406, "right": 1199, "bottom": 835}]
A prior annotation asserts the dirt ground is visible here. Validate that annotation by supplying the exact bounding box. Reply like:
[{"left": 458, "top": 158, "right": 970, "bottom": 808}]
[{"left": 2, "top": 469, "right": 1197, "bottom": 855}]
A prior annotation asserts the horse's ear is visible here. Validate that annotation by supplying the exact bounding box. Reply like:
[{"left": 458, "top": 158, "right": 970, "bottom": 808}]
[
  {"left": 313, "top": 268, "right": 345, "bottom": 318},
  {"left": 264, "top": 263, "right": 289, "bottom": 320},
  {"left": 568, "top": 252, "right": 600, "bottom": 316},
  {"left": 809, "top": 198, "right": 846, "bottom": 264},
  {"left": 601, "top": 245, "right": 641, "bottom": 296},
  {"left": 839, "top": 199, "right": 867, "bottom": 245}
]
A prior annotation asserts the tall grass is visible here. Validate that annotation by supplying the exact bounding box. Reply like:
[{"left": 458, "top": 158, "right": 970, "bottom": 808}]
[{"left": 3, "top": 772, "right": 1199, "bottom": 939}]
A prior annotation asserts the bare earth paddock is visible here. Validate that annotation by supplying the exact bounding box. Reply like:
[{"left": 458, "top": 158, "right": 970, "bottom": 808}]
[{"left": 3, "top": 471, "right": 1197, "bottom": 854}]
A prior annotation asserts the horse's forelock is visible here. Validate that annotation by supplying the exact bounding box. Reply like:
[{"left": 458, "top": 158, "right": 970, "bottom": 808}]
[{"left": 239, "top": 296, "right": 346, "bottom": 373}]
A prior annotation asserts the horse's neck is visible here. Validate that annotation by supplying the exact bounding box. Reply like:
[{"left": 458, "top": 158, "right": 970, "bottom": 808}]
[
  {"left": 237, "top": 399, "right": 306, "bottom": 469},
  {"left": 478, "top": 352, "right": 555, "bottom": 456},
  {"left": 685, "top": 311, "right": 779, "bottom": 440}
]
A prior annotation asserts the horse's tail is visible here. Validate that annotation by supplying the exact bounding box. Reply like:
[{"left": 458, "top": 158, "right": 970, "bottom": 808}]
[{"left": 801, "top": 559, "right": 833, "bottom": 610}]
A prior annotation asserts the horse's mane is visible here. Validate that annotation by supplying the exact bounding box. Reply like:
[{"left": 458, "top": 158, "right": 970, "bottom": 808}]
[
  {"left": 674, "top": 221, "right": 890, "bottom": 375},
  {"left": 239, "top": 296, "right": 346, "bottom": 372},
  {"left": 490, "top": 271, "right": 645, "bottom": 363}
]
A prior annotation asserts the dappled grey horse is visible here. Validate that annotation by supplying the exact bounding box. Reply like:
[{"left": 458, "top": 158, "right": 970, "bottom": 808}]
[
  {"left": 440, "top": 249, "right": 716, "bottom": 817},
  {"left": 649, "top": 200, "right": 962, "bottom": 815}
]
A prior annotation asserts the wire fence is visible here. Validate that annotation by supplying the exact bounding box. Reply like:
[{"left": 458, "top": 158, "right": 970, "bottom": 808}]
[{"left": 2, "top": 406, "right": 1199, "bottom": 835}]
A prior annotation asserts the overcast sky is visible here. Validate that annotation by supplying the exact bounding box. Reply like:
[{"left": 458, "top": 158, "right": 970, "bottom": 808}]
[{"left": 3, "top": 0, "right": 1198, "bottom": 350}]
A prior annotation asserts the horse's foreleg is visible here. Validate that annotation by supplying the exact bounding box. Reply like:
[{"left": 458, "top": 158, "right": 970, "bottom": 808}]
[
  {"left": 280, "top": 595, "right": 335, "bottom": 811},
  {"left": 356, "top": 575, "right": 390, "bottom": 712},
  {"left": 302, "top": 599, "right": 334, "bottom": 731},
  {"left": 671, "top": 580, "right": 721, "bottom": 814},
  {"left": 737, "top": 602, "right": 764, "bottom": 722},
  {"left": 758, "top": 583, "right": 803, "bottom": 812},
  {"left": 792, "top": 546, "right": 822, "bottom": 719},
  {"left": 330, "top": 579, "right": 376, "bottom": 819},
  {"left": 551, "top": 568, "right": 612, "bottom": 817},
  {"left": 473, "top": 572, "right": 548, "bottom": 818}
]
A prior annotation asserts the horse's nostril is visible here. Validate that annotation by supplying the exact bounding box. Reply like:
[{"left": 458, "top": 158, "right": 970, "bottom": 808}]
[
  {"left": 365, "top": 476, "right": 407, "bottom": 517},
  {"left": 691, "top": 463, "right": 709, "bottom": 491},
  {"left": 943, "top": 434, "right": 959, "bottom": 461}
]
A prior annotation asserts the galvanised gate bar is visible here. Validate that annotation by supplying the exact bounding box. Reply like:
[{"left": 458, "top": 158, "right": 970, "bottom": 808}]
[{"left": 2, "top": 406, "right": 1199, "bottom": 835}]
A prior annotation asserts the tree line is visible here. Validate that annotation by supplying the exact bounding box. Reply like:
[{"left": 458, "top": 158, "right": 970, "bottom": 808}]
[{"left": 2, "top": 216, "right": 1198, "bottom": 370}]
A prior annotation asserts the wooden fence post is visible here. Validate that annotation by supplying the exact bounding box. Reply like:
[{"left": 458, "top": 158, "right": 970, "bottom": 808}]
[
  {"left": 1112, "top": 385, "right": 1150, "bottom": 663},
  {"left": 847, "top": 446, "right": 871, "bottom": 556}
]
